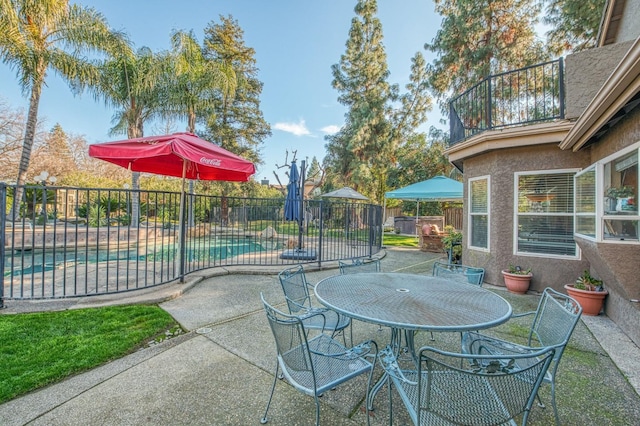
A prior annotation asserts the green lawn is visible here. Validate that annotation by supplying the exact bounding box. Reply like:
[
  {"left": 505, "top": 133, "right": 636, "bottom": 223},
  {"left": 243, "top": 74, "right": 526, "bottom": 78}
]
[
  {"left": 382, "top": 232, "right": 419, "bottom": 247},
  {"left": 0, "top": 305, "right": 178, "bottom": 403}
]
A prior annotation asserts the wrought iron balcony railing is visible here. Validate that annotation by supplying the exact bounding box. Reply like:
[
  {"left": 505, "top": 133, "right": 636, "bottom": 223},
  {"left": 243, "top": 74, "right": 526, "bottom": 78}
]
[{"left": 449, "top": 59, "right": 564, "bottom": 146}]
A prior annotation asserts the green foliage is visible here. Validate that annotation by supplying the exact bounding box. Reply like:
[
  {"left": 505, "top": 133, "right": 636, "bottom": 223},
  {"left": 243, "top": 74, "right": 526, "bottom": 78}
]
[
  {"left": 325, "top": 0, "right": 432, "bottom": 203},
  {"left": 605, "top": 186, "right": 634, "bottom": 199},
  {"left": 426, "top": 0, "right": 548, "bottom": 113},
  {"left": 441, "top": 225, "right": 462, "bottom": 249},
  {"left": 507, "top": 264, "right": 532, "bottom": 275},
  {"left": 0, "top": 0, "right": 129, "bottom": 218},
  {"left": 87, "top": 204, "right": 107, "bottom": 227},
  {"left": 202, "top": 15, "right": 270, "bottom": 166},
  {"left": 575, "top": 270, "right": 604, "bottom": 291},
  {"left": 0, "top": 305, "right": 176, "bottom": 403},
  {"left": 543, "top": 0, "right": 606, "bottom": 55}
]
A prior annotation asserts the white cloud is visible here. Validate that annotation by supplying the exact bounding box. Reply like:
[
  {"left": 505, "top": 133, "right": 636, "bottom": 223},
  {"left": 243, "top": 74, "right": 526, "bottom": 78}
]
[
  {"left": 273, "top": 120, "right": 311, "bottom": 136},
  {"left": 321, "top": 125, "right": 340, "bottom": 134}
]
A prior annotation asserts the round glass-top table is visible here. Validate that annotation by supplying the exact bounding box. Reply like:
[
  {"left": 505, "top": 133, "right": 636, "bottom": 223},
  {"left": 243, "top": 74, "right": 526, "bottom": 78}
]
[{"left": 315, "top": 272, "right": 512, "bottom": 332}]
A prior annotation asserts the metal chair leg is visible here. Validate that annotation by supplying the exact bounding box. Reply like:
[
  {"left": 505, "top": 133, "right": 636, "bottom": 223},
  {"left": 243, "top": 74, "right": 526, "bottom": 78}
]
[{"left": 261, "top": 361, "right": 280, "bottom": 424}]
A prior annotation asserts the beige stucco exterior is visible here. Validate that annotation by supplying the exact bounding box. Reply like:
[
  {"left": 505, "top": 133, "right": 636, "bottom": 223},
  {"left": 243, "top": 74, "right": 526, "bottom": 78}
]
[
  {"left": 617, "top": 0, "right": 640, "bottom": 42},
  {"left": 445, "top": 6, "right": 640, "bottom": 345},
  {"left": 461, "top": 143, "right": 591, "bottom": 291},
  {"left": 576, "top": 105, "right": 640, "bottom": 345},
  {"left": 564, "top": 40, "right": 634, "bottom": 119}
]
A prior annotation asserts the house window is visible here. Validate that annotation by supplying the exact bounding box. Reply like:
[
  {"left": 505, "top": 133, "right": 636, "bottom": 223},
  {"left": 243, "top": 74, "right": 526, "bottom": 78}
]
[
  {"left": 575, "top": 167, "right": 596, "bottom": 238},
  {"left": 602, "top": 146, "right": 638, "bottom": 242},
  {"left": 515, "top": 170, "right": 578, "bottom": 257},
  {"left": 469, "top": 176, "right": 489, "bottom": 250}
]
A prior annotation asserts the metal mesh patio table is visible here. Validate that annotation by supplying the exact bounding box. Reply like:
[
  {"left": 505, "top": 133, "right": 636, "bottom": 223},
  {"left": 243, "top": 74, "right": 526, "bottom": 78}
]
[
  {"left": 314, "top": 273, "right": 512, "bottom": 333},
  {"left": 314, "top": 272, "right": 513, "bottom": 410}
]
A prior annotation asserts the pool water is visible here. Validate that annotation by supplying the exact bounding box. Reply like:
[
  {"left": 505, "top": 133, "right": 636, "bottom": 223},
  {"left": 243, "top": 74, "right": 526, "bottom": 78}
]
[{"left": 4, "top": 239, "right": 272, "bottom": 277}]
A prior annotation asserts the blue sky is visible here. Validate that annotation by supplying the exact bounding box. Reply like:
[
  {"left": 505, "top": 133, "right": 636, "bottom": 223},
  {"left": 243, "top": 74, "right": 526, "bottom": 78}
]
[{"left": 0, "top": 0, "right": 443, "bottom": 182}]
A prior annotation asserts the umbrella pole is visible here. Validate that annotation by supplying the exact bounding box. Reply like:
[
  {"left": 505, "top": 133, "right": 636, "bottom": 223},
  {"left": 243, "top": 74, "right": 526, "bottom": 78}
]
[
  {"left": 178, "top": 163, "right": 187, "bottom": 283},
  {"left": 416, "top": 200, "right": 420, "bottom": 239}
]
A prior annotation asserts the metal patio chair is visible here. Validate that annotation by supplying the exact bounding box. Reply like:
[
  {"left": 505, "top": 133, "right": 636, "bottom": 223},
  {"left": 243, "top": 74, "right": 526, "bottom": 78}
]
[
  {"left": 277, "top": 265, "right": 352, "bottom": 344},
  {"left": 461, "top": 287, "right": 582, "bottom": 425},
  {"left": 432, "top": 261, "right": 485, "bottom": 286},
  {"left": 260, "top": 294, "right": 378, "bottom": 426},
  {"left": 338, "top": 258, "right": 381, "bottom": 274},
  {"left": 377, "top": 345, "right": 555, "bottom": 425}
]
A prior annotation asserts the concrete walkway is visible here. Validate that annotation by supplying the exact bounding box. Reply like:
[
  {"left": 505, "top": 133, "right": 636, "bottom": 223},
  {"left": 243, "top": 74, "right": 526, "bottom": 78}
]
[{"left": 1, "top": 248, "right": 638, "bottom": 425}]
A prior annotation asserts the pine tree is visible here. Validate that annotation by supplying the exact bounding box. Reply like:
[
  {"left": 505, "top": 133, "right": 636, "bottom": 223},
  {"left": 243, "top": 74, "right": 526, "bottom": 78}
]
[
  {"left": 543, "top": 0, "right": 606, "bottom": 55},
  {"left": 326, "top": 0, "right": 394, "bottom": 193},
  {"left": 426, "top": 0, "right": 548, "bottom": 110},
  {"left": 326, "top": 0, "right": 431, "bottom": 202},
  {"left": 202, "top": 15, "right": 270, "bottom": 166}
]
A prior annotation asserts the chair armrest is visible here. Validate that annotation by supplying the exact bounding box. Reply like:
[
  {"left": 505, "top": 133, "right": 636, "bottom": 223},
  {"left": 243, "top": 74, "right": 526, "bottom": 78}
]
[
  {"left": 512, "top": 310, "right": 536, "bottom": 319},
  {"left": 462, "top": 331, "right": 534, "bottom": 356},
  {"left": 308, "top": 336, "right": 378, "bottom": 361},
  {"left": 378, "top": 347, "right": 418, "bottom": 385},
  {"left": 285, "top": 295, "right": 311, "bottom": 312},
  {"left": 299, "top": 309, "right": 328, "bottom": 332}
]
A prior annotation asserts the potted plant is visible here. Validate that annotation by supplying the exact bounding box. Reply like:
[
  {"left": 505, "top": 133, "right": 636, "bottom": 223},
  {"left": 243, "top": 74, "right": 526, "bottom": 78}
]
[
  {"left": 605, "top": 186, "right": 635, "bottom": 211},
  {"left": 501, "top": 265, "right": 532, "bottom": 294},
  {"left": 442, "top": 226, "right": 462, "bottom": 264},
  {"left": 565, "top": 270, "right": 608, "bottom": 316}
]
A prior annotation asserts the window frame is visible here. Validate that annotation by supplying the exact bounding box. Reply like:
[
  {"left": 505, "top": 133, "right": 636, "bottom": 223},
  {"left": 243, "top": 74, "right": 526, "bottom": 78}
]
[
  {"left": 468, "top": 175, "right": 490, "bottom": 252},
  {"left": 513, "top": 169, "right": 580, "bottom": 259},
  {"left": 574, "top": 165, "right": 597, "bottom": 240},
  {"left": 575, "top": 142, "right": 639, "bottom": 244}
]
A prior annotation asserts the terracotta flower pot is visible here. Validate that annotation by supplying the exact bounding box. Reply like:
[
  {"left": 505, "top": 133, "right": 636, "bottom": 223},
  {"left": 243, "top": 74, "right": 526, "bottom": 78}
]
[
  {"left": 565, "top": 284, "right": 609, "bottom": 316},
  {"left": 501, "top": 270, "right": 532, "bottom": 294}
]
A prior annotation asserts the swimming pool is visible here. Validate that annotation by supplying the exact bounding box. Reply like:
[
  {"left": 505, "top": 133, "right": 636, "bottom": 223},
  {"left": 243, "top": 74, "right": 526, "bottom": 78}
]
[{"left": 4, "top": 238, "right": 273, "bottom": 278}]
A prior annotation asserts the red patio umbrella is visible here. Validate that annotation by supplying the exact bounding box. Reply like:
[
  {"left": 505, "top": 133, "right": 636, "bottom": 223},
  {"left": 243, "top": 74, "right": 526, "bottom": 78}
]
[
  {"left": 88, "top": 132, "right": 255, "bottom": 181},
  {"left": 89, "top": 132, "right": 255, "bottom": 281}
]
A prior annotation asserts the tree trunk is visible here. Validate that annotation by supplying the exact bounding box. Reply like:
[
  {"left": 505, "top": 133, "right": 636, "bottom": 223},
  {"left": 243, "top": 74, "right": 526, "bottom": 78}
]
[{"left": 9, "top": 76, "right": 43, "bottom": 220}]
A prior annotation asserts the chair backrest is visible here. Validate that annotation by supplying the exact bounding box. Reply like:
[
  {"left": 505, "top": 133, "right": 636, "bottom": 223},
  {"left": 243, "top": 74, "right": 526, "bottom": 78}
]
[
  {"left": 277, "top": 265, "right": 312, "bottom": 315},
  {"left": 419, "top": 346, "right": 555, "bottom": 426},
  {"left": 528, "top": 287, "right": 582, "bottom": 363},
  {"left": 339, "top": 258, "right": 381, "bottom": 275},
  {"left": 432, "top": 261, "right": 485, "bottom": 286},
  {"left": 261, "top": 294, "right": 314, "bottom": 380}
]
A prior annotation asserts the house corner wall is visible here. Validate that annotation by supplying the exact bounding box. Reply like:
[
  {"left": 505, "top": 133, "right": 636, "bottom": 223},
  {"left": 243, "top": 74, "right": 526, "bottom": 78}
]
[
  {"left": 462, "top": 145, "right": 590, "bottom": 293},
  {"left": 564, "top": 40, "right": 635, "bottom": 119}
]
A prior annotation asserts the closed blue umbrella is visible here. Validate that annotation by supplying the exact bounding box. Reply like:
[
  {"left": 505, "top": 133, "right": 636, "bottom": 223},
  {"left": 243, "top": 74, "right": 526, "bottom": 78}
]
[
  {"left": 284, "top": 161, "right": 301, "bottom": 221},
  {"left": 280, "top": 160, "right": 316, "bottom": 260}
]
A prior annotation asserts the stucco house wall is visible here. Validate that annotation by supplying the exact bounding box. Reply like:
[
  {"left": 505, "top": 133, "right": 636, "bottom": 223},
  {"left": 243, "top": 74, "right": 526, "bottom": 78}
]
[
  {"left": 462, "top": 144, "right": 591, "bottom": 292},
  {"left": 617, "top": 0, "right": 640, "bottom": 42},
  {"left": 578, "top": 106, "right": 640, "bottom": 346},
  {"left": 564, "top": 40, "right": 634, "bottom": 119}
]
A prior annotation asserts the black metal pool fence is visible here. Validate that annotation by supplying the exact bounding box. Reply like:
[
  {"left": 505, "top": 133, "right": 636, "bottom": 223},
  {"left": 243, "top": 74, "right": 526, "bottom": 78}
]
[{"left": 1, "top": 184, "right": 382, "bottom": 304}]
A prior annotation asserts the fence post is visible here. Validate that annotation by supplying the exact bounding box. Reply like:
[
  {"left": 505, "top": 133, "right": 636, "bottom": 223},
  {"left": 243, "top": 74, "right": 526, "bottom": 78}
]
[
  {"left": 558, "top": 58, "right": 565, "bottom": 119},
  {"left": 317, "top": 199, "right": 323, "bottom": 267},
  {"left": 1, "top": 183, "right": 6, "bottom": 308},
  {"left": 486, "top": 78, "right": 492, "bottom": 130}
]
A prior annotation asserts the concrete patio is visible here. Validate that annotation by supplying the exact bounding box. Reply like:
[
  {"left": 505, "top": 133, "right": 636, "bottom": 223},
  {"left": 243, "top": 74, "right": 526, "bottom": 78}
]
[{"left": 0, "top": 247, "right": 638, "bottom": 425}]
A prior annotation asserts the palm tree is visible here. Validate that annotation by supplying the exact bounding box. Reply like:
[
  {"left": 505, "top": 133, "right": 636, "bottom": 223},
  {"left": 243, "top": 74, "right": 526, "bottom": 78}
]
[
  {"left": 0, "top": 0, "right": 128, "bottom": 219},
  {"left": 91, "top": 46, "right": 167, "bottom": 226},
  {"left": 164, "top": 29, "right": 237, "bottom": 133},
  {"left": 163, "top": 29, "right": 237, "bottom": 225}
]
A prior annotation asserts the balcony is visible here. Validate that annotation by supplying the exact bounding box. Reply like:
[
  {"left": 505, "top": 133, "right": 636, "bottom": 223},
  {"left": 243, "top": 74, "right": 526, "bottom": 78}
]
[{"left": 449, "top": 59, "right": 565, "bottom": 146}]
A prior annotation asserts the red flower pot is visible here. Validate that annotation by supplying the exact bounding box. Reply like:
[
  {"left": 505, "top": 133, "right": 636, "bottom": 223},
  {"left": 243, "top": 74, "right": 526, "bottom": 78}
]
[
  {"left": 565, "top": 284, "right": 608, "bottom": 316},
  {"left": 501, "top": 270, "right": 532, "bottom": 294}
]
